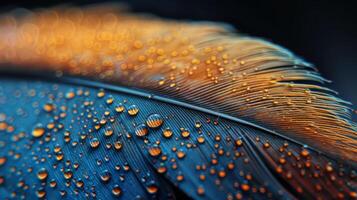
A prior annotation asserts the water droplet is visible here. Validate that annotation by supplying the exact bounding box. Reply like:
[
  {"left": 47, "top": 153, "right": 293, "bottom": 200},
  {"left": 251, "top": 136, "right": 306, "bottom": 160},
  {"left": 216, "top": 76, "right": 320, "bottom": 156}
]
[
  {"left": 241, "top": 183, "right": 250, "bottom": 191},
  {"left": 64, "top": 169, "right": 73, "bottom": 179},
  {"left": 37, "top": 168, "right": 48, "bottom": 181},
  {"left": 36, "top": 189, "right": 46, "bottom": 198},
  {"left": 197, "top": 186, "right": 205, "bottom": 195},
  {"left": 176, "top": 150, "right": 186, "bottom": 159},
  {"left": 325, "top": 164, "right": 333, "bottom": 172},
  {"left": 104, "top": 129, "right": 113, "bottom": 137},
  {"left": 0, "top": 157, "right": 7, "bottom": 166},
  {"left": 301, "top": 149, "right": 309, "bottom": 157},
  {"left": 55, "top": 151, "right": 64, "bottom": 161},
  {"left": 97, "top": 90, "right": 105, "bottom": 98},
  {"left": 100, "top": 170, "right": 111, "bottom": 182},
  {"left": 181, "top": 128, "right": 190, "bottom": 138},
  {"left": 106, "top": 96, "right": 114, "bottom": 104},
  {"left": 195, "top": 121, "right": 202, "bottom": 128},
  {"left": 148, "top": 145, "right": 162, "bottom": 157},
  {"left": 43, "top": 103, "right": 54, "bottom": 112},
  {"left": 235, "top": 139, "right": 243, "bottom": 147},
  {"left": 113, "top": 141, "right": 123, "bottom": 151},
  {"left": 49, "top": 179, "right": 57, "bottom": 188},
  {"left": 112, "top": 184, "right": 122, "bottom": 196},
  {"left": 54, "top": 144, "right": 61, "bottom": 153},
  {"left": 115, "top": 104, "right": 125, "bottom": 113},
  {"left": 65, "top": 91, "right": 75, "bottom": 99},
  {"left": 146, "top": 114, "right": 163, "bottom": 128},
  {"left": 146, "top": 183, "right": 159, "bottom": 194},
  {"left": 263, "top": 141, "right": 270, "bottom": 148},
  {"left": 127, "top": 105, "right": 139, "bottom": 116},
  {"left": 32, "top": 126, "right": 45, "bottom": 138},
  {"left": 135, "top": 124, "right": 148, "bottom": 137},
  {"left": 76, "top": 179, "right": 84, "bottom": 188},
  {"left": 197, "top": 136, "right": 205, "bottom": 144},
  {"left": 157, "top": 166, "right": 167, "bottom": 174},
  {"left": 90, "top": 138, "right": 100, "bottom": 148},
  {"left": 163, "top": 128, "right": 173, "bottom": 138}
]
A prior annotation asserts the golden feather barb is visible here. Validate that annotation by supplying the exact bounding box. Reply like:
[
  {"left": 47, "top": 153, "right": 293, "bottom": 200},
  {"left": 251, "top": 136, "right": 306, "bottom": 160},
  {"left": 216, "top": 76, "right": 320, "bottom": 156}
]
[{"left": 0, "top": 5, "right": 356, "bottom": 162}]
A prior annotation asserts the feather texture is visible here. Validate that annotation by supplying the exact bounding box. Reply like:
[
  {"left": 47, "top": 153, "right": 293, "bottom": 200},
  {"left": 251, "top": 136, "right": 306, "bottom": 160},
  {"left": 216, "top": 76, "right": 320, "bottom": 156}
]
[
  {"left": 0, "top": 4, "right": 356, "bottom": 200},
  {"left": 0, "top": 74, "right": 356, "bottom": 199},
  {"left": 0, "top": 5, "right": 356, "bottom": 162}
]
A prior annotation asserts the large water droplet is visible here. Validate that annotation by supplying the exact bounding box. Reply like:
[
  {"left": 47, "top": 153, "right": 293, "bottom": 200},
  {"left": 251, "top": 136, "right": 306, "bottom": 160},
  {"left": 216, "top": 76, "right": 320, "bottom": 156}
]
[
  {"left": 146, "top": 113, "right": 163, "bottom": 128},
  {"left": 135, "top": 124, "right": 148, "bottom": 137},
  {"left": 127, "top": 105, "right": 139, "bottom": 116}
]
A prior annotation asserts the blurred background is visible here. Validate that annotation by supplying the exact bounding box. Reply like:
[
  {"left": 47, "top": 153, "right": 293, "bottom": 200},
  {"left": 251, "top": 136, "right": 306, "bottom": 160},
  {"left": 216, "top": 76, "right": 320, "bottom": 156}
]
[{"left": 1, "top": 0, "right": 356, "bottom": 114}]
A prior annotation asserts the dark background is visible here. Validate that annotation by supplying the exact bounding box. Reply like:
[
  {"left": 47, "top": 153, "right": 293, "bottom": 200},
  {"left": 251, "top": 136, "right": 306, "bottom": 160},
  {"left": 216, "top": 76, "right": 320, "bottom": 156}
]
[{"left": 1, "top": 0, "right": 356, "bottom": 113}]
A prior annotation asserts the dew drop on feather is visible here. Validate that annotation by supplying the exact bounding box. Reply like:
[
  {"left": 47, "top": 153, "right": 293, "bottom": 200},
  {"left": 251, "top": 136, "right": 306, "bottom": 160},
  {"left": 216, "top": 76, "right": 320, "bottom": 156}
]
[{"left": 146, "top": 113, "right": 164, "bottom": 128}]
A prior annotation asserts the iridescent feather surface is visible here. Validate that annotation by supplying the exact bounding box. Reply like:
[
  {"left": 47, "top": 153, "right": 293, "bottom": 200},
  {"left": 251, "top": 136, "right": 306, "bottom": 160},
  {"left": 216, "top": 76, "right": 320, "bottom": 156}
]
[{"left": 0, "top": 4, "right": 356, "bottom": 200}]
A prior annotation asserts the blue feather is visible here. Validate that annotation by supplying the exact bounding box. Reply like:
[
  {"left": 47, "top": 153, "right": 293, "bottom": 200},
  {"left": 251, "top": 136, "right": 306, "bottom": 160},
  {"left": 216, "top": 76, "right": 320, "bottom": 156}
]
[{"left": 0, "top": 73, "right": 355, "bottom": 199}]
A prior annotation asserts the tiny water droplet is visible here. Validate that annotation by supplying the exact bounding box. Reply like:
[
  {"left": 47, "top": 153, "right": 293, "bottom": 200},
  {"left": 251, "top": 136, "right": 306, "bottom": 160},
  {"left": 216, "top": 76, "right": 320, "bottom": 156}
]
[
  {"left": 162, "top": 128, "right": 173, "bottom": 138},
  {"left": 115, "top": 103, "right": 125, "bottom": 113},
  {"left": 112, "top": 184, "right": 122, "bottom": 196},
  {"left": 148, "top": 145, "right": 162, "bottom": 157},
  {"left": 37, "top": 168, "right": 48, "bottom": 181},
  {"left": 32, "top": 126, "right": 45, "bottom": 138},
  {"left": 104, "top": 129, "right": 113, "bottom": 137},
  {"left": 197, "top": 186, "right": 205, "bottom": 195},
  {"left": 65, "top": 91, "right": 75, "bottom": 99},
  {"left": 64, "top": 169, "right": 73, "bottom": 179},
  {"left": 197, "top": 136, "right": 205, "bottom": 144},
  {"left": 113, "top": 141, "right": 123, "bottom": 151},
  {"left": 263, "top": 141, "right": 270, "bottom": 148},
  {"left": 176, "top": 150, "right": 186, "bottom": 159},
  {"left": 49, "top": 179, "right": 57, "bottom": 188},
  {"left": 0, "top": 157, "right": 7, "bottom": 166},
  {"left": 180, "top": 128, "right": 190, "bottom": 138},
  {"left": 43, "top": 103, "right": 54, "bottom": 112},
  {"left": 106, "top": 96, "right": 114, "bottom": 104},
  {"left": 195, "top": 121, "right": 202, "bottom": 128},
  {"left": 36, "top": 189, "right": 46, "bottom": 198},
  {"left": 76, "top": 179, "right": 84, "bottom": 188},
  {"left": 146, "top": 183, "right": 159, "bottom": 194},
  {"left": 235, "top": 139, "right": 243, "bottom": 147},
  {"left": 97, "top": 90, "right": 105, "bottom": 98},
  {"left": 301, "top": 149, "right": 309, "bottom": 157},
  {"left": 90, "top": 138, "right": 100, "bottom": 148},
  {"left": 100, "top": 170, "right": 111, "bottom": 182}
]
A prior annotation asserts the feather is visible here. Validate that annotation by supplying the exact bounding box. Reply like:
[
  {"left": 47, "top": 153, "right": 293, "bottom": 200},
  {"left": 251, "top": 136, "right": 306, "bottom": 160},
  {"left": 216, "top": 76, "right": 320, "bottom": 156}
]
[
  {"left": 0, "top": 4, "right": 356, "bottom": 200},
  {"left": 0, "top": 73, "right": 356, "bottom": 199}
]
